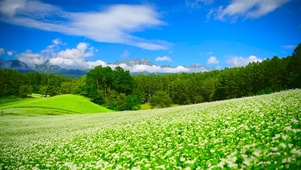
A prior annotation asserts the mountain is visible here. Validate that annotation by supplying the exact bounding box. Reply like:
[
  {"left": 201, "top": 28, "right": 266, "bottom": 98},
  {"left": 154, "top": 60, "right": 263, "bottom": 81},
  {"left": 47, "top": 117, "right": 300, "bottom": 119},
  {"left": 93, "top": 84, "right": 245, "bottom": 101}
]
[
  {"left": 187, "top": 63, "right": 209, "bottom": 72},
  {"left": 0, "top": 59, "right": 33, "bottom": 72},
  {"left": 34, "top": 61, "right": 87, "bottom": 77},
  {"left": 112, "top": 58, "right": 155, "bottom": 66},
  {"left": 0, "top": 59, "right": 86, "bottom": 78},
  {"left": 111, "top": 58, "right": 210, "bottom": 74}
]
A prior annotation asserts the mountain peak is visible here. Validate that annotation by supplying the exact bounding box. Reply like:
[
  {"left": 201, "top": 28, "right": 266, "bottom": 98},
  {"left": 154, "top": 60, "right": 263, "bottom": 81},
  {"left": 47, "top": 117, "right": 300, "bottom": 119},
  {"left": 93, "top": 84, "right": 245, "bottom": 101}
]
[
  {"left": 0, "top": 59, "right": 32, "bottom": 71},
  {"left": 112, "top": 58, "right": 154, "bottom": 66}
]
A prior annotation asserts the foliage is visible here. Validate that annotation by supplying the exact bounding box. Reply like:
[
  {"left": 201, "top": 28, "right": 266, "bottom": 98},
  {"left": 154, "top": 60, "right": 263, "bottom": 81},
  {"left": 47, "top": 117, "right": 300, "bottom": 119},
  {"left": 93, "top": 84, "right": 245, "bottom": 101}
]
[
  {"left": 125, "top": 95, "right": 141, "bottom": 110},
  {"left": 0, "top": 90, "right": 300, "bottom": 169},
  {"left": 18, "top": 85, "right": 33, "bottom": 98},
  {"left": 104, "top": 91, "right": 140, "bottom": 111},
  {"left": 134, "top": 44, "right": 301, "bottom": 104},
  {"left": 86, "top": 66, "right": 137, "bottom": 110},
  {"left": 0, "top": 96, "right": 23, "bottom": 105},
  {"left": 39, "top": 86, "right": 48, "bottom": 96},
  {"left": 150, "top": 90, "right": 172, "bottom": 108},
  {"left": 0, "top": 69, "right": 70, "bottom": 97}
]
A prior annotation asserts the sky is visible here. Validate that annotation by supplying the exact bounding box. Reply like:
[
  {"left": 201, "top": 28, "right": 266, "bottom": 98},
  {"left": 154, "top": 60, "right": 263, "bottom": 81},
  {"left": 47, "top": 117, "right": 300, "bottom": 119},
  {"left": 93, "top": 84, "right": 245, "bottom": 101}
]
[{"left": 0, "top": 0, "right": 300, "bottom": 73}]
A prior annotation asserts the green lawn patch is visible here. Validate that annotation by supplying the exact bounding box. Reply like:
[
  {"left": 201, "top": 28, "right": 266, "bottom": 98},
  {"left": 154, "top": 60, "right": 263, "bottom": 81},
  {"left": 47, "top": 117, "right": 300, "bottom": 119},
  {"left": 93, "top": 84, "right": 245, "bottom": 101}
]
[{"left": 0, "top": 94, "right": 112, "bottom": 115}]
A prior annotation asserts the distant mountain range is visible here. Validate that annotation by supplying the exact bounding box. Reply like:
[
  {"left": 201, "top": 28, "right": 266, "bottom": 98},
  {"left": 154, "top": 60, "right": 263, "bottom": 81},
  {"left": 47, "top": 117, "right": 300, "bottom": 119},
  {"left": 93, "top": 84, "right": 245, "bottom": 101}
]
[
  {"left": 0, "top": 59, "right": 86, "bottom": 78},
  {"left": 112, "top": 58, "right": 154, "bottom": 66},
  {"left": 0, "top": 58, "right": 210, "bottom": 77}
]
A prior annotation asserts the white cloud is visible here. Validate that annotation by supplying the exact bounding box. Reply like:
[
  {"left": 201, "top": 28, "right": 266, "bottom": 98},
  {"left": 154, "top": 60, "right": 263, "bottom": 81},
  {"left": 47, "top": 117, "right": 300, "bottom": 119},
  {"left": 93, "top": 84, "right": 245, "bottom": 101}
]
[
  {"left": 0, "top": 48, "right": 4, "bottom": 55},
  {"left": 17, "top": 50, "right": 45, "bottom": 65},
  {"left": 227, "top": 55, "right": 262, "bottom": 67},
  {"left": 15, "top": 39, "right": 101, "bottom": 69},
  {"left": 116, "top": 64, "right": 189, "bottom": 73},
  {"left": 52, "top": 38, "right": 62, "bottom": 45},
  {"left": 209, "top": 0, "right": 290, "bottom": 21},
  {"left": 56, "top": 43, "right": 93, "bottom": 59},
  {"left": 121, "top": 50, "right": 130, "bottom": 58},
  {"left": 0, "top": 0, "right": 25, "bottom": 17},
  {"left": 0, "top": 0, "right": 171, "bottom": 50},
  {"left": 281, "top": 44, "right": 296, "bottom": 50},
  {"left": 186, "top": 0, "right": 213, "bottom": 8},
  {"left": 156, "top": 56, "right": 172, "bottom": 62},
  {"left": 7, "top": 51, "right": 14, "bottom": 56},
  {"left": 207, "top": 56, "right": 219, "bottom": 64}
]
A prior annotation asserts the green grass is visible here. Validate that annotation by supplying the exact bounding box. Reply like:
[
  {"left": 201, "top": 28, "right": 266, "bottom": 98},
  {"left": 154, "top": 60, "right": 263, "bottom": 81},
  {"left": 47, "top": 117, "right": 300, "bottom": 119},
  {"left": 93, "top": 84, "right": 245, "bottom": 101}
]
[
  {"left": 0, "top": 90, "right": 301, "bottom": 169},
  {"left": 0, "top": 94, "right": 112, "bottom": 115}
]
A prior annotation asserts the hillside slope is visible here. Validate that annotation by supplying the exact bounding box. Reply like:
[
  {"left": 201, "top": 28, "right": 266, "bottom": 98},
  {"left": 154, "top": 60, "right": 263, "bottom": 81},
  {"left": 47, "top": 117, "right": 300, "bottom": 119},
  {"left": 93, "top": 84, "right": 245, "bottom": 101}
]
[
  {"left": 0, "top": 94, "right": 112, "bottom": 115},
  {"left": 1, "top": 89, "right": 301, "bottom": 168}
]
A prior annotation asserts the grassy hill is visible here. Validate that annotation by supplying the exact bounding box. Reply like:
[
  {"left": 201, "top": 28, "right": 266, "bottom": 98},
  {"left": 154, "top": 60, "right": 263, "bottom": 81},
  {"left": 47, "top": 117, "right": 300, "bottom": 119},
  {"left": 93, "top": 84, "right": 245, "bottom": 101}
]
[
  {"left": 0, "top": 94, "right": 112, "bottom": 115},
  {"left": 1, "top": 89, "right": 301, "bottom": 169}
]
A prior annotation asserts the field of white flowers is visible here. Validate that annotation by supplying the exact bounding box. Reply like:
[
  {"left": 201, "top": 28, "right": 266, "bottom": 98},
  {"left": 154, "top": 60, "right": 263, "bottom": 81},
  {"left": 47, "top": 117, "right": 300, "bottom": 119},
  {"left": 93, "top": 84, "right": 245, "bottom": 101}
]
[{"left": 1, "top": 89, "right": 301, "bottom": 169}]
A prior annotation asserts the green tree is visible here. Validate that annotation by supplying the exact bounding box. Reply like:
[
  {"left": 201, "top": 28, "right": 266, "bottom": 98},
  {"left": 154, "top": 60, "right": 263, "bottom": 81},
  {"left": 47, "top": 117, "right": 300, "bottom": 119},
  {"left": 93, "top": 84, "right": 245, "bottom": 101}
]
[
  {"left": 47, "top": 74, "right": 60, "bottom": 96},
  {"left": 61, "top": 82, "right": 73, "bottom": 94},
  {"left": 72, "top": 76, "right": 87, "bottom": 96},
  {"left": 92, "top": 89, "right": 105, "bottom": 105},
  {"left": 150, "top": 90, "right": 172, "bottom": 109},
  {"left": 39, "top": 86, "right": 48, "bottom": 96},
  {"left": 86, "top": 66, "right": 113, "bottom": 99},
  {"left": 112, "top": 66, "right": 134, "bottom": 95},
  {"left": 18, "top": 85, "right": 33, "bottom": 98},
  {"left": 115, "top": 93, "right": 127, "bottom": 111},
  {"left": 125, "top": 95, "right": 141, "bottom": 110},
  {"left": 287, "top": 43, "right": 301, "bottom": 88}
]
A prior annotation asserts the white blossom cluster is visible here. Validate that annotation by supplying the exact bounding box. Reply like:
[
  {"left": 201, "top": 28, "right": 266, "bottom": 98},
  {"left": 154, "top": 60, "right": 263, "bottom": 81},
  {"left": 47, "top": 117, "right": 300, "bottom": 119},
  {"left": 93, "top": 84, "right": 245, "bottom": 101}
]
[{"left": 1, "top": 89, "right": 301, "bottom": 169}]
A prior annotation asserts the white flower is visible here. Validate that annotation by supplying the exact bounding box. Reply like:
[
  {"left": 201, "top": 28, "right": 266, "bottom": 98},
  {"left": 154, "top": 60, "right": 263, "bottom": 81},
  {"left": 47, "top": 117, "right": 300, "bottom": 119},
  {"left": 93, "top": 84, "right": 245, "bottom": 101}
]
[
  {"left": 284, "top": 126, "right": 292, "bottom": 131},
  {"left": 282, "top": 135, "right": 289, "bottom": 140},
  {"left": 279, "top": 143, "right": 286, "bottom": 148},
  {"left": 291, "top": 148, "right": 301, "bottom": 156},
  {"left": 253, "top": 150, "right": 260, "bottom": 157}
]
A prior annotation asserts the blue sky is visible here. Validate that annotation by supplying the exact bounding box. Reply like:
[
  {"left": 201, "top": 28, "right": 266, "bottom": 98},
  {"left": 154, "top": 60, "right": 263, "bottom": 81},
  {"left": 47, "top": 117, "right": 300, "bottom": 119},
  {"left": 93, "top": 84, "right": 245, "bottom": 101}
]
[{"left": 0, "top": 0, "right": 300, "bottom": 73}]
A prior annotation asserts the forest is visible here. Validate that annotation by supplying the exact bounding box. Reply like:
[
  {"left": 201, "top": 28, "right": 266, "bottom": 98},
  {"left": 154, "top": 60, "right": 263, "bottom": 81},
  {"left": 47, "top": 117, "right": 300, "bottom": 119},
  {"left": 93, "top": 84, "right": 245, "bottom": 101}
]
[{"left": 0, "top": 43, "right": 300, "bottom": 111}]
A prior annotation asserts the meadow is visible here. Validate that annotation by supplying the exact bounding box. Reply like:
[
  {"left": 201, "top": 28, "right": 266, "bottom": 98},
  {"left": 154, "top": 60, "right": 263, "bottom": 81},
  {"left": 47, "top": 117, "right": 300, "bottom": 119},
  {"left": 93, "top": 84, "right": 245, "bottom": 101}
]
[
  {"left": 0, "top": 94, "right": 111, "bottom": 115},
  {"left": 0, "top": 89, "right": 301, "bottom": 169}
]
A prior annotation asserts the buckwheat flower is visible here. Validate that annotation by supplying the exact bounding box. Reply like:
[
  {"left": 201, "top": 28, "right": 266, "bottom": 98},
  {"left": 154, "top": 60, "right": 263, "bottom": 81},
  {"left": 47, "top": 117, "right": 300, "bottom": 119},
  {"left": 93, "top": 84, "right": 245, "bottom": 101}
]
[
  {"left": 284, "top": 126, "right": 292, "bottom": 131},
  {"left": 253, "top": 150, "right": 260, "bottom": 157},
  {"left": 292, "top": 129, "right": 301, "bottom": 133},
  {"left": 291, "top": 148, "right": 301, "bottom": 156},
  {"left": 279, "top": 143, "right": 286, "bottom": 148},
  {"left": 282, "top": 135, "right": 289, "bottom": 140},
  {"left": 243, "top": 158, "right": 251, "bottom": 166}
]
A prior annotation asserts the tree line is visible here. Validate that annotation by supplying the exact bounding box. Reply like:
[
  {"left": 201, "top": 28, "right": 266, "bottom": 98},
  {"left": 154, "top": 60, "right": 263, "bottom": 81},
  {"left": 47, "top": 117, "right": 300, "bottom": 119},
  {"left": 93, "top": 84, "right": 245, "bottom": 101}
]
[
  {"left": 1, "top": 43, "right": 300, "bottom": 110},
  {"left": 135, "top": 43, "right": 301, "bottom": 105}
]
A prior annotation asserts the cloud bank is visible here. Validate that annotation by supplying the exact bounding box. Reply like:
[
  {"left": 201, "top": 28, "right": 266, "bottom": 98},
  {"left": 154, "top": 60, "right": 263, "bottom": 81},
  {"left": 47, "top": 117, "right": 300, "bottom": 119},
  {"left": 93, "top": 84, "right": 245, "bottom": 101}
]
[
  {"left": 0, "top": 0, "right": 171, "bottom": 50},
  {"left": 227, "top": 55, "right": 262, "bottom": 67},
  {"left": 2, "top": 39, "right": 207, "bottom": 73}
]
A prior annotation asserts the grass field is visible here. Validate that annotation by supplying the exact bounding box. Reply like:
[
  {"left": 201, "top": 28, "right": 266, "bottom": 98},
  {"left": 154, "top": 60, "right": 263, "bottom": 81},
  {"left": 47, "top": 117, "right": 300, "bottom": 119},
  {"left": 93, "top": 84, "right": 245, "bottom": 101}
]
[
  {"left": 0, "top": 94, "right": 112, "bottom": 115},
  {"left": 0, "top": 89, "right": 301, "bottom": 169}
]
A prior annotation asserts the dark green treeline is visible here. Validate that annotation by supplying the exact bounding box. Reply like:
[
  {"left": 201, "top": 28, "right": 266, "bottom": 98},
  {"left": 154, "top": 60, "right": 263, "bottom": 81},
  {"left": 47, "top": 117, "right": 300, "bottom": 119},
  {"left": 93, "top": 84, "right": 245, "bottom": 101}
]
[{"left": 134, "top": 43, "right": 301, "bottom": 104}]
